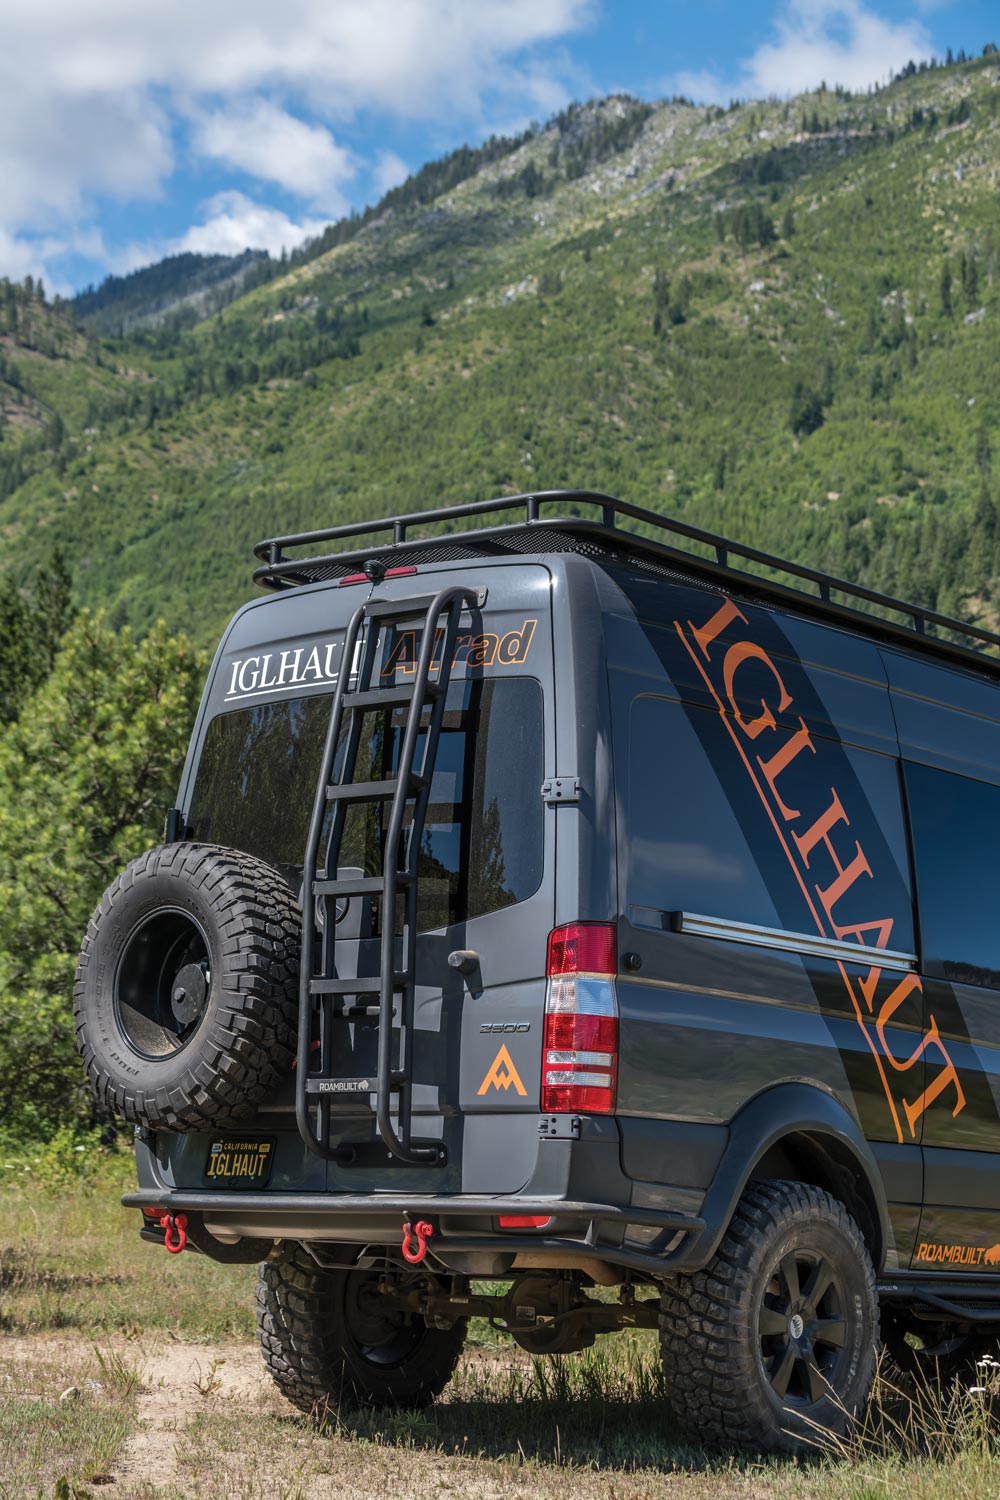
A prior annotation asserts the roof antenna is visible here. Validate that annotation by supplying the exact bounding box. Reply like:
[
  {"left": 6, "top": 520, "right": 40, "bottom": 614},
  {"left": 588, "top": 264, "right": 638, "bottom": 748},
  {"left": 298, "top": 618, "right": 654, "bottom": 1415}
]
[{"left": 363, "top": 558, "right": 387, "bottom": 584}]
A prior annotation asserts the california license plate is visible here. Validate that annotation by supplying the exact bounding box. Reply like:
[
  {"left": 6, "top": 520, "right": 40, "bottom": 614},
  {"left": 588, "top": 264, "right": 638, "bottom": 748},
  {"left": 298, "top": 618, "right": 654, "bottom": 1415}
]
[{"left": 204, "top": 1137, "right": 276, "bottom": 1189}]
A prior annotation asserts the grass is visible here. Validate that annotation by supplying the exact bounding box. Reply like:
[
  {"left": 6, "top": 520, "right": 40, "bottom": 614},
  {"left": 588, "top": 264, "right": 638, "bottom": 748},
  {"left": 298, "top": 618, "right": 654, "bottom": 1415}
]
[
  {"left": 8, "top": 1145, "right": 1000, "bottom": 1495},
  {"left": 0, "top": 1145, "right": 255, "bottom": 1342},
  {"left": 0, "top": 1342, "right": 140, "bottom": 1499}
]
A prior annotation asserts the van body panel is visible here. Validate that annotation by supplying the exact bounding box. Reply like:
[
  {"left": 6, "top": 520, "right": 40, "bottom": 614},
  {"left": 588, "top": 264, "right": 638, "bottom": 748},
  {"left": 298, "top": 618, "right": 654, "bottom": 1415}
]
[
  {"left": 598, "top": 560, "right": 1000, "bottom": 1273},
  {"left": 885, "top": 647, "right": 1000, "bottom": 782}
]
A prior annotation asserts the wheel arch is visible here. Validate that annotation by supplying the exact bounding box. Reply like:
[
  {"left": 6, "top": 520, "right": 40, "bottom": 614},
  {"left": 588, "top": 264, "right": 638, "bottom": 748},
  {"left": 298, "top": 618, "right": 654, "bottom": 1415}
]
[{"left": 691, "top": 1083, "right": 889, "bottom": 1272}]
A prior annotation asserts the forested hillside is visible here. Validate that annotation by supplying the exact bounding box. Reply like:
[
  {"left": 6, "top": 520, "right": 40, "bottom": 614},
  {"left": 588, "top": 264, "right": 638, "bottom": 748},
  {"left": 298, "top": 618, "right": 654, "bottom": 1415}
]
[
  {"left": 1, "top": 48, "right": 999, "bottom": 646},
  {"left": 72, "top": 250, "right": 274, "bottom": 336}
]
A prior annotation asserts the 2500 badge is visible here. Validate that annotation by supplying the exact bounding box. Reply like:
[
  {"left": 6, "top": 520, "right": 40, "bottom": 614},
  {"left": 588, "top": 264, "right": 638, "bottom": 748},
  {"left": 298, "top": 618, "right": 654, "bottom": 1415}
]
[{"left": 204, "top": 1137, "right": 276, "bottom": 1189}]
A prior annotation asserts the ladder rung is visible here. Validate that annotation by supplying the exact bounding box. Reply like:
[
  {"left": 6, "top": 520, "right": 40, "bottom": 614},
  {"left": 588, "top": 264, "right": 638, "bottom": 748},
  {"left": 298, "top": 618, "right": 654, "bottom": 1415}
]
[
  {"left": 309, "top": 975, "right": 407, "bottom": 995},
  {"left": 343, "top": 682, "right": 441, "bottom": 710},
  {"left": 312, "top": 874, "right": 411, "bottom": 897},
  {"left": 325, "top": 776, "right": 423, "bottom": 803}
]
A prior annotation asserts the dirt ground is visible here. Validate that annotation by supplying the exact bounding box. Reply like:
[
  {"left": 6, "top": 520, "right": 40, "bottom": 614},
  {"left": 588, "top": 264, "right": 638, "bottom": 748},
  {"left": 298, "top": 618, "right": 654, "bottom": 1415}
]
[{"left": 0, "top": 1330, "right": 805, "bottom": 1500}]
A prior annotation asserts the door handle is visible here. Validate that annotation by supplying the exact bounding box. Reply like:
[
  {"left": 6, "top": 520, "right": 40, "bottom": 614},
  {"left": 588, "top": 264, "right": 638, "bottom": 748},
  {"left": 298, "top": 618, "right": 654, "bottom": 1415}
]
[{"left": 447, "top": 949, "right": 480, "bottom": 976}]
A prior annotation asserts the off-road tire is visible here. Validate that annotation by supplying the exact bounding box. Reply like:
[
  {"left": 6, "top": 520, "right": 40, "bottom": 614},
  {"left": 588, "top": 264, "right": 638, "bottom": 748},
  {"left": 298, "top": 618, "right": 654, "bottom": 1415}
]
[
  {"left": 659, "top": 1179, "right": 878, "bottom": 1453},
  {"left": 257, "top": 1244, "right": 467, "bottom": 1416},
  {"left": 74, "top": 842, "right": 299, "bottom": 1131}
]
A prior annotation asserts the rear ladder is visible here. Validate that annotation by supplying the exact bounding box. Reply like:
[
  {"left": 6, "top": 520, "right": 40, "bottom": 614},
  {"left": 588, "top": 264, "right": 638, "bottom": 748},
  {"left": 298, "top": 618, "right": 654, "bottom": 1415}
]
[{"left": 295, "top": 583, "right": 484, "bottom": 1165}]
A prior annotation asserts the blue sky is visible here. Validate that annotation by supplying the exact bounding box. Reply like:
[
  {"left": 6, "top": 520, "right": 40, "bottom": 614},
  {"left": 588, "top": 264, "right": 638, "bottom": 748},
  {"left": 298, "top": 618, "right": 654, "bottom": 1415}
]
[{"left": 0, "top": 0, "right": 995, "bottom": 295}]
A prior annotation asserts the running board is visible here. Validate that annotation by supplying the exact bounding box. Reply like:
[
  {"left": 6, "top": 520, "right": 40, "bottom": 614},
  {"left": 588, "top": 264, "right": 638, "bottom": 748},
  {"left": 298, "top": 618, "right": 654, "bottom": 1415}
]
[{"left": 879, "top": 1275, "right": 1000, "bottom": 1323}]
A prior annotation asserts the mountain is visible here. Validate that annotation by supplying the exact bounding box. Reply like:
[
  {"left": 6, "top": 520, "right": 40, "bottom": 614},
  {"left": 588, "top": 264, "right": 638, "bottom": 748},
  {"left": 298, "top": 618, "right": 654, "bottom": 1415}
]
[
  {"left": 71, "top": 250, "right": 274, "bottom": 335},
  {"left": 1, "top": 49, "right": 999, "bottom": 647}
]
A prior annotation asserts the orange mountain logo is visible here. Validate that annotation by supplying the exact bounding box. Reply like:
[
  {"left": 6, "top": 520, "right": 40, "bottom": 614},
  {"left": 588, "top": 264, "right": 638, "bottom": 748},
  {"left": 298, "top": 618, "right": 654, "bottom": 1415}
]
[{"left": 477, "top": 1045, "right": 527, "bottom": 1097}]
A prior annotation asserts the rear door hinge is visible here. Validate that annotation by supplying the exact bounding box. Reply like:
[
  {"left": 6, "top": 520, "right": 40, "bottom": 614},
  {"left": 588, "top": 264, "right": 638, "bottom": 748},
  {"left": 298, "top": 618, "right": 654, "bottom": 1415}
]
[{"left": 541, "top": 776, "right": 580, "bottom": 805}]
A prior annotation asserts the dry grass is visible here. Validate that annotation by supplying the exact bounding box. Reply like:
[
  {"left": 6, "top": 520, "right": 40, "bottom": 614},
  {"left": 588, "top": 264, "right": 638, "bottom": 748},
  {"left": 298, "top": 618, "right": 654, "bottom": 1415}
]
[
  {"left": 8, "top": 1149, "right": 1000, "bottom": 1496},
  {"left": 0, "top": 1341, "right": 140, "bottom": 1498},
  {"left": 0, "top": 1148, "right": 254, "bottom": 1342}
]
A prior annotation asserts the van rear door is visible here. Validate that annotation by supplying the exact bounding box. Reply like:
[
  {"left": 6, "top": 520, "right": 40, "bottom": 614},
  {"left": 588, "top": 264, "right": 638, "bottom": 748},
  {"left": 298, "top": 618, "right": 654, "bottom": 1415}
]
[{"left": 184, "top": 563, "right": 555, "bottom": 1194}]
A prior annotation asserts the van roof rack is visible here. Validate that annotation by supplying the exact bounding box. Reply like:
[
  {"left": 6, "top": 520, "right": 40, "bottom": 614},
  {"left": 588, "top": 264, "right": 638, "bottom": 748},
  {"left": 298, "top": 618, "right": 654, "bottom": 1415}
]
[{"left": 253, "top": 489, "right": 1000, "bottom": 676}]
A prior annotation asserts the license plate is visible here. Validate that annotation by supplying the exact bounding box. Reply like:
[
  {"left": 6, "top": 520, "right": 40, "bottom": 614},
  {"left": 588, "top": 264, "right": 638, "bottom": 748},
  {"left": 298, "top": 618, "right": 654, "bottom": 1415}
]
[{"left": 204, "top": 1137, "right": 276, "bottom": 1189}]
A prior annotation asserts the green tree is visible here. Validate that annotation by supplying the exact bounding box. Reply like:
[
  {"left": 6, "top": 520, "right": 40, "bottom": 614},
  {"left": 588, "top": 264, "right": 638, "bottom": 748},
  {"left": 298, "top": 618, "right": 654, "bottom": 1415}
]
[
  {"left": 0, "top": 551, "right": 75, "bottom": 726},
  {"left": 962, "top": 252, "right": 979, "bottom": 306},
  {"left": 940, "top": 260, "right": 953, "bottom": 317},
  {"left": 789, "top": 380, "right": 825, "bottom": 436},
  {"left": 0, "top": 612, "right": 203, "bottom": 1134}
]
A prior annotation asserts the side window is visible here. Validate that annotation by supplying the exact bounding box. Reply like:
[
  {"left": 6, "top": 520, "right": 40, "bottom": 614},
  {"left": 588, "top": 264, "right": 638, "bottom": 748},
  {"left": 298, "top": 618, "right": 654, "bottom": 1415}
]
[
  {"left": 905, "top": 761, "right": 1000, "bottom": 989},
  {"left": 628, "top": 692, "right": 915, "bottom": 951},
  {"left": 628, "top": 694, "right": 784, "bottom": 928}
]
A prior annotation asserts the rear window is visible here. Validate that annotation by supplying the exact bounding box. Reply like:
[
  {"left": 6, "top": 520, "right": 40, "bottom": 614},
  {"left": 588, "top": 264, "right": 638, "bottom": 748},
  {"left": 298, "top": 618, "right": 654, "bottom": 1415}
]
[{"left": 187, "top": 676, "right": 544, "bottom": 930}]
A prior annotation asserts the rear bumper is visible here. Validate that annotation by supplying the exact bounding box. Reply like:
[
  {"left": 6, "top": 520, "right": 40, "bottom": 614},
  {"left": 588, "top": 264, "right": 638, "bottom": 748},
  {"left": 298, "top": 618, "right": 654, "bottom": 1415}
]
[{"left": 122, "top": 1186, "right": 705, "bottom": 1276}]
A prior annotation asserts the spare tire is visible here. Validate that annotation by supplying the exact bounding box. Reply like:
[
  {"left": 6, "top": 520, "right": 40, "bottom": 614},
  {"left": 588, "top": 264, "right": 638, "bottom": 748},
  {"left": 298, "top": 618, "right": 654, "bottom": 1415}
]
[{"left": 74, "top": 842, "right": 300, "bottom": 1131}]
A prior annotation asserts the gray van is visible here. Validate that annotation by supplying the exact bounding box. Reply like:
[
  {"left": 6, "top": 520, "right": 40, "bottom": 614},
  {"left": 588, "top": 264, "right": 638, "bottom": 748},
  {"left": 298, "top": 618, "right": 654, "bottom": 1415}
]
[{"left": 76, "top": 491, "right": 1000, "bottom": 1451}]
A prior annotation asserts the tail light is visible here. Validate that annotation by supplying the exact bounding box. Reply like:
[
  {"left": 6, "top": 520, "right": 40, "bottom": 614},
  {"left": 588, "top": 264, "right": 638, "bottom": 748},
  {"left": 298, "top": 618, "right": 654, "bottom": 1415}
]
[{"left": 541, "top": 922, "right": 618, "bottom": 1115}]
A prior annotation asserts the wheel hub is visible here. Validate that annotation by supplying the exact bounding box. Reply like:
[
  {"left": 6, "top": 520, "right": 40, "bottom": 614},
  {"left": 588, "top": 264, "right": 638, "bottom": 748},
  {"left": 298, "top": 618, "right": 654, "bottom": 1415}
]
[
  {"left": 114, "top": 908, "right": 212, "bottom": 1059},
  {"left": 758, "top": 1249, "right": 848, "bottom": 1408},
  {"left": 171, "top": 962, "right": 209, "bottom": 1025}
]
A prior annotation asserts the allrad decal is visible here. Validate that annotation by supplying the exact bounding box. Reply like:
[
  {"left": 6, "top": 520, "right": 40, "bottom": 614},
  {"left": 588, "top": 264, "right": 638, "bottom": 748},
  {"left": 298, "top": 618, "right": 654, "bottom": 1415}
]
[
  {"left": 675, "top": 594, "right": 968, "bottom": 1145},
  {"left": 382, "top": 620, "right": 537, "bottom": 676},
  {"left": 222, "top": 618, "right": 537, "bottom": 705}
]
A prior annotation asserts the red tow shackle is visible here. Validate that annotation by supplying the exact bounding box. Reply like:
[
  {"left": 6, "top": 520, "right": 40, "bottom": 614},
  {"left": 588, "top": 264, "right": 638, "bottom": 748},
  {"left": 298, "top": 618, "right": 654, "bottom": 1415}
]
[
  {"left": 159, "top": 1212, "right": 188, "bottom": 1254},
  {"left": 401, "top": 1215, "right": 433, "bottom": 1265}
]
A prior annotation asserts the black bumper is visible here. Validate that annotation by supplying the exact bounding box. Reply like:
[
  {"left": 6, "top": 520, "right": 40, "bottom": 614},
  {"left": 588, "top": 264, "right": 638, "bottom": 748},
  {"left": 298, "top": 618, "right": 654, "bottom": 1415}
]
[{"left": 122, "top": 1187, "right": 706, "bottom": 1276}]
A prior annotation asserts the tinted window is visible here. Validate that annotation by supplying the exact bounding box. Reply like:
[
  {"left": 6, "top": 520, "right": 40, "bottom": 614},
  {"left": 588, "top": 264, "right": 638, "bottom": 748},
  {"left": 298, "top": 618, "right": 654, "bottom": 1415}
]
[
  {"left": 628, "top": 693, "right": 915, "bottom": 949},
  {"left": 905, "top": 761, "right": 1000, "bottom": 989},
  {"left": 628, "top": 694, "right": 785, "bottom": 927},
  {"left": 188, "top": 677, "right": 544, "bottom": 930}
]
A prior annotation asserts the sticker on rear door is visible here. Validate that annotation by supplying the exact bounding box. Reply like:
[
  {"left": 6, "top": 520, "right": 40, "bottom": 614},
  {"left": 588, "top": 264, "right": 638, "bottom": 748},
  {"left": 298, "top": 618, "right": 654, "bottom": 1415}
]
[{"left": 478, "top": 1045, "right": 528, "bottom": 1096}]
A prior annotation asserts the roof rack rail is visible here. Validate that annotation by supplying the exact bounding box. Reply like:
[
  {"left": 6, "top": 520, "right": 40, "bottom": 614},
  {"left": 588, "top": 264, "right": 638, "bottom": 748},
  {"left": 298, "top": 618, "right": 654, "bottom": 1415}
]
[{"left": 253, "top": 489, "right": 1000, "bottom": 672}]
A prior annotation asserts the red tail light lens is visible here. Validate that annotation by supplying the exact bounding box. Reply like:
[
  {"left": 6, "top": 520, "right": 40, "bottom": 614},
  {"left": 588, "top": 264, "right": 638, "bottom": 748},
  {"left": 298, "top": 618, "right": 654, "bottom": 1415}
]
[
  {"left": 546, "top": 922, "right": 617, "bottom": 977},
  {"left": 542, "top": 923, "right": 618, "bottom": 1114},
  {"left": 498, "top": 1215, "right": 552, "bottom": 1229}
]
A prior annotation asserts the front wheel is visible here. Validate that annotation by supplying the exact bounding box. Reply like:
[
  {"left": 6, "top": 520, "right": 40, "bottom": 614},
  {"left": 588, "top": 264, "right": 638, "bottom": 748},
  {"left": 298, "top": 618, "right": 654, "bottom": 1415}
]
[
  {"left": 257, "top": 1245, "right": 467, "bottom": 1417},
  {"left": 659, "top": 1179, "right": 879, "bottom": 1453}
]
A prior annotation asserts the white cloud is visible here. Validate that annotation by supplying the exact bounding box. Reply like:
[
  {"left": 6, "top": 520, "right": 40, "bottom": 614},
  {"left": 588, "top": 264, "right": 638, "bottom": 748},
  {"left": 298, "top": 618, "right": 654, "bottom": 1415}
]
[
  {"left": 672, "top": 68, "right": 731, "bottom": 106},
  {"left": 665, "top": 0, "right": 933, "bottom": 104},
  {"left": 194, "top": 102, "right": 356, "bottom": 212},
  {"left": 0, "top": 0, "right": 592, "bottom": 283},
  {"left": 0, "top": 228, "right": 60, "bottom": 286},
  {"left": 172, "top": 191, "right": 327, "bottom": 258},
  {"left": 372, "top": 150, "right": 410, "bottom": 198},
  {"left": 745, "top": 0, "right": 932, "bottom": 95}
]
